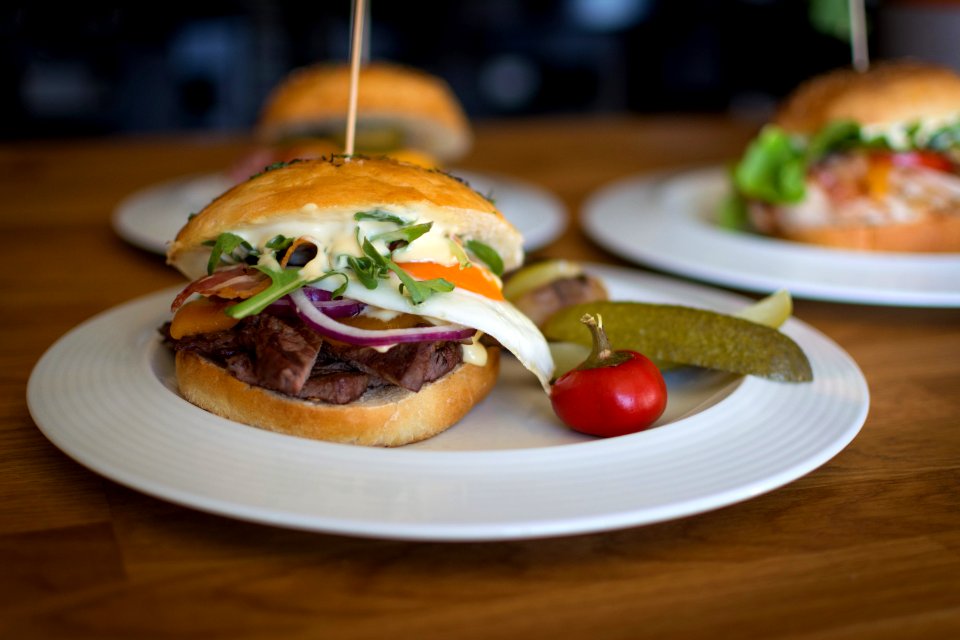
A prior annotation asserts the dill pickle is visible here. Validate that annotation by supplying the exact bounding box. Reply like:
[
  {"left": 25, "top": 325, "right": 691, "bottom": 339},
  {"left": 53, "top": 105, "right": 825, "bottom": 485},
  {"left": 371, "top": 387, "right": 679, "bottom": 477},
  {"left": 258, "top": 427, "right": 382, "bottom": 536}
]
[{"left": 543, "top": 301, "right": 813, "bottom": 382}]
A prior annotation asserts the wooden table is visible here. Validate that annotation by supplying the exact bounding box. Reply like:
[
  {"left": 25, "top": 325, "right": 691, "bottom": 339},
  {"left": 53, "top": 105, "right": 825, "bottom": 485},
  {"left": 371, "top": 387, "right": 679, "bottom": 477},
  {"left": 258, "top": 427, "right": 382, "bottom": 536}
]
[{"left": 3, "top": 117, "right": 959, "bottom": 639}]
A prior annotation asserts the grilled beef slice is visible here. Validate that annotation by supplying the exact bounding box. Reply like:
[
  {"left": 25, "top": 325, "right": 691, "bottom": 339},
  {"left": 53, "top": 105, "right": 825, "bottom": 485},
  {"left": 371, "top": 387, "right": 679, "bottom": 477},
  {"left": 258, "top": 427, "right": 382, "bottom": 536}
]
[
  {"left": 161, "top": 312, "right": 462, "bottom": 404},
  {"left": 245, "top": 314, "right": 324, "bottom": 396}
]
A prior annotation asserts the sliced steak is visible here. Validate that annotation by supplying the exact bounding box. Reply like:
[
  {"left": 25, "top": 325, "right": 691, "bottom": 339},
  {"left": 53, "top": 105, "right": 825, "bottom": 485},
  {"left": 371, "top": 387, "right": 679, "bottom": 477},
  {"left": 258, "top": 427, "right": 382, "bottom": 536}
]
[
  {"left": 225, "top": 353, "right": 258, "bottom": 386},
  {"left": 299, "top": 371, "right": 371, "bottom": 404},
  {"left": 324, "top": 339, "right": 462, "bottom": 392},
  {"left": 162, "top": 313, "right": 462, "bottom": 401},
  {"left": 161, "top": 321, "right": 242, "bottom": 362},
  {"left": 245, "top": 314, "right": 324, "bottom": 396}
]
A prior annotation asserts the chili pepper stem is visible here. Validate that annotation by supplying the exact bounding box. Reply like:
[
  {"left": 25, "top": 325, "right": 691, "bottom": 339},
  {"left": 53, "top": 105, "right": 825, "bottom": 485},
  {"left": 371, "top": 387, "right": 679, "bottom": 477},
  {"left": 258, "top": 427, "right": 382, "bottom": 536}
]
[{"left": 578, "top": 313, "right": 631, "bottom": 370}]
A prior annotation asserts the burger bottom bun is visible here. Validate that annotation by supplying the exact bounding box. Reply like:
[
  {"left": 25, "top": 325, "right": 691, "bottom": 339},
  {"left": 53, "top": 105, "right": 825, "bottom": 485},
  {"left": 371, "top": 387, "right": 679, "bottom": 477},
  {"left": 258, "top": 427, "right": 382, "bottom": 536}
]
[
  {"left": 774, "top": 213, "right": 960, "bottom": 253},
  {"left": 175, "top": 348, "right": 500, "bottom": 447}
]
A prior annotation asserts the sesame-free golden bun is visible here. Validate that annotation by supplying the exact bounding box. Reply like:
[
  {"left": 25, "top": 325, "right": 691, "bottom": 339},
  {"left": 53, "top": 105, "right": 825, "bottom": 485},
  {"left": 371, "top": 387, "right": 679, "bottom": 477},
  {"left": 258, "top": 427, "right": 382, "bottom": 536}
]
[
  {"left": 167, "top": 156, "right": 523, "bottom": 280},
  {"left": 257, "top": 62, "right": 471, "bottom": 162},
  {"left": 774, "top": 60, "right": 960, "bottom": 134},
  {"left": 770, "top": 209, "right": 960, "bottom": 253},
  {"left": 175, "top": 348, "right": 499, "bottom": 447}
]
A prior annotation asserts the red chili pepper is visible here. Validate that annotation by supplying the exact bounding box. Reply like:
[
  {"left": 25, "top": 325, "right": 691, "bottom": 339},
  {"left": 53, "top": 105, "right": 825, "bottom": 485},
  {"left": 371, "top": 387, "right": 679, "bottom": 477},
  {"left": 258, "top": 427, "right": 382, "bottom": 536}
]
[{"left": 550, "top": 314, "right": 667, "bottom": 437}]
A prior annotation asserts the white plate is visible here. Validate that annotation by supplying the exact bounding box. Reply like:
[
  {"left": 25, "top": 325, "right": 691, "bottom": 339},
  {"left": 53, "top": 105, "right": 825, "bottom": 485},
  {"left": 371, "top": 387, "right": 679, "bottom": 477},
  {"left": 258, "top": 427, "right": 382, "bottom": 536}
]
[
  {"left": 582, "top": 167, "right": 960, "bottom": 307},
  {"left": 112, "top": 170, "right": 567, "bottom": 255},
  {"left": 27, "top": 265, "right": 868, "bottom": 541}
]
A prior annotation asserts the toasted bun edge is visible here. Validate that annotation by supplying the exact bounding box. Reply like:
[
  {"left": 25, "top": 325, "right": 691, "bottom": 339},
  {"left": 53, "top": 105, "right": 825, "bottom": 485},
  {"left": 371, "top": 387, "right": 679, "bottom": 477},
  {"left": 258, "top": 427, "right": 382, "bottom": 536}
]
[
  {"left": 175, "top": 347, "right": 500, "bottom": 447},
  {"left": 767, "top": 212, "right": 960, "bottom": 252}
]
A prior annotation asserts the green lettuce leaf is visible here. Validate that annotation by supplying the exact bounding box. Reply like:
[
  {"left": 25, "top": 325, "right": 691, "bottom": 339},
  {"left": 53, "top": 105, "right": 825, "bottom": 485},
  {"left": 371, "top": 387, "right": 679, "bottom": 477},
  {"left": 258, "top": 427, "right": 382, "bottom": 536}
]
[{"left": 733, "top": 126, "right": 807, "bottom": 204}]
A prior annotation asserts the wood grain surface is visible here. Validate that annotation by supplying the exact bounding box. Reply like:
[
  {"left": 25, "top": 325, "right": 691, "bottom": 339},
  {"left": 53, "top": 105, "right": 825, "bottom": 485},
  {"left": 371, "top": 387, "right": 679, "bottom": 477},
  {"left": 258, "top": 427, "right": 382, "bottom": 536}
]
[{"left": 2, "top": 116, "right": 959, "bottom": 639}]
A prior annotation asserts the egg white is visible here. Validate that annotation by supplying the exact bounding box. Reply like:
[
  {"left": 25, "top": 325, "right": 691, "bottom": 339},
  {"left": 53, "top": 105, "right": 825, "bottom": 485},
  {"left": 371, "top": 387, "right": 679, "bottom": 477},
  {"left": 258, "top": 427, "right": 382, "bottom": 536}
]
[{"left": 319, "top": 276, "right": 554, "bottom": 391}]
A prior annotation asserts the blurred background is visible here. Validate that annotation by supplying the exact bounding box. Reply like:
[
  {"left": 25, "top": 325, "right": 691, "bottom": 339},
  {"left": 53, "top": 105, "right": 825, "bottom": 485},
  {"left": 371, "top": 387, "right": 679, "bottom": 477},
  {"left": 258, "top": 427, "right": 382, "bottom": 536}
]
[{"left": 1, "top": 0, "right": 957, "bottom": 140}]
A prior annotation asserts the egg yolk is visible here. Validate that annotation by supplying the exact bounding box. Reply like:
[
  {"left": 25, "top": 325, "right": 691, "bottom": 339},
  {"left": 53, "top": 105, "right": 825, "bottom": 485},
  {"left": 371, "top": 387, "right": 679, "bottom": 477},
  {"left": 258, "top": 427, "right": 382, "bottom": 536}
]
[{"left": 395, "top": 262, "right": 504, "bottom": 300}]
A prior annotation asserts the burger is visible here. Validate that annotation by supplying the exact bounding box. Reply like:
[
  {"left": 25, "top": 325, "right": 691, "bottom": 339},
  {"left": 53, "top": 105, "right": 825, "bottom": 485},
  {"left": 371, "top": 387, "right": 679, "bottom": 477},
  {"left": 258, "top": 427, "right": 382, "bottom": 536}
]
[
  {"left": 724, "top": 61, "right": 960, "bottom": 252},
  {"left": 229, "top": 62, "right": 471, "bottom": 181},
  {"left": 164, "top": 156, "right": 553, "bottom": 446}
]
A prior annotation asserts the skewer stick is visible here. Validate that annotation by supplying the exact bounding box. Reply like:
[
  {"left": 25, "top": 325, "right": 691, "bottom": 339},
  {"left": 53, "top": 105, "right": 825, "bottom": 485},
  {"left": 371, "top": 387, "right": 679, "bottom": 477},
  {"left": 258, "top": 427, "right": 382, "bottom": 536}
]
[
  {"left": 849, "top": 0, "right": 869, "bottom": 72},
  {"left": 344, "top": 0, "right": 367, "bottom": 157}
]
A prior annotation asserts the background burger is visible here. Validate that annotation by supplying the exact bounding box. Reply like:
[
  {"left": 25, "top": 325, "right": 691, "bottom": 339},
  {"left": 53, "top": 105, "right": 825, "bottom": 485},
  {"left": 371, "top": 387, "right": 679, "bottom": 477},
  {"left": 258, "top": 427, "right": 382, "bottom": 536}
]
[
  {"left": 723, "top": 61, "right": 960, "bottom": 252},
  {"left": 164, "top": 156, "right": 553, "bottom": 446},
  {"left": 229, "top": 62, "right": 471, "bottom": 181}
]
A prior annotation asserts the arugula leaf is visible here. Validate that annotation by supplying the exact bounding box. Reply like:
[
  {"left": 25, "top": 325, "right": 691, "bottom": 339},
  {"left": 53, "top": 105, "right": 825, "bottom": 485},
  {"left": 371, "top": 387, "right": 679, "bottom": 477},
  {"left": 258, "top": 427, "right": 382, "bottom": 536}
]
[
  {"left": 354, "top": 209, "right": 410, "bottom": 225},
  {"left": 225, "top": 265, "right": 304, "bottom": 318},
  {"left": 370, "top": 222, "right": 433, "bottom": 247},
  {"left": 360, "top": 236, "right": 391, "bottom": 269},
  {"left": 346, "top": 255, "right": 384, "bottom": 289},
  {"left": 265, "top": 235, "right": 294, "bottom": 252},
  {"left": 465, "top": 240, "right": 504, "bottom": 276},
  {"left": 396, "top": 274, "right": 455, "bottom": 304},
  {"left": 359, "top": 236, "right": 453, "bottom": 304},
  {"left": 225, "top": 265, "right": 349, "bottom": 319},
  {"left": 205, "top": 233, "right": 258, "bottom": 275},
  {"left": 320, "top": 271, "right": 350, "bottom": 299}
]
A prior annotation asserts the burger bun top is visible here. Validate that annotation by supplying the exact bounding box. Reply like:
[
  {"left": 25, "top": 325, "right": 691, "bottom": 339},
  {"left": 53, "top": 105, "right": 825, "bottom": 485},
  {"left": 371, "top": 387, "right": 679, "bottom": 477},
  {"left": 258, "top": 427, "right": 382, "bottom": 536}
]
[
  {"left": 167, "top": 156, "right": 522, "bottom": 279},
  {"left": 774, "top": 61, "right": 960, "bottom": 134},
  {"left": 257, "top": 62, "right": 471, "bottom": 162}
]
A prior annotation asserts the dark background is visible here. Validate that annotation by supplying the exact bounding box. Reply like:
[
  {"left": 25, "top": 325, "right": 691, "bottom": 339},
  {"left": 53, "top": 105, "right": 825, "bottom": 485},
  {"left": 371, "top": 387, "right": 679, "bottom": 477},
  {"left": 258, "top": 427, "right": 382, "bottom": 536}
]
[{"left": 1, "top": 0, "right": 957, "bottom": 140}]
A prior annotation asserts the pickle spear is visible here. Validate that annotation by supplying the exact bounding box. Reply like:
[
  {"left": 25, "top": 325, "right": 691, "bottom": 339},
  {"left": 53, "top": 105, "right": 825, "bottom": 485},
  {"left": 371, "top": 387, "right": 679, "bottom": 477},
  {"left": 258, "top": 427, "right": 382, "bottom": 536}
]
[{"left": 543, "top": 301, "right": 813, "bottom": 382}]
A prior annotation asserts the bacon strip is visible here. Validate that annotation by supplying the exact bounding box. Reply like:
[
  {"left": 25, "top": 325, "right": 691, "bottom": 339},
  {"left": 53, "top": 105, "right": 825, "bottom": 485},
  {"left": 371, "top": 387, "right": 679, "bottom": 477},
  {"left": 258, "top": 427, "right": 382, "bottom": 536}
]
[{"left": 171, "top": 265, "right": 269, "bottom": 312}]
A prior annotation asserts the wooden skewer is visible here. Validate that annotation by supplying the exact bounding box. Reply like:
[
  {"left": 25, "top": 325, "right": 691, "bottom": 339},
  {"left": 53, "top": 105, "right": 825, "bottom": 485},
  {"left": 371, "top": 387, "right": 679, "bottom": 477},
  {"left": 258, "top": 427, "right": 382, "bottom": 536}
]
[
  {"left": 344, "top": 0, "right": 367, "bottom": 157},
  {"left": 849, "top": 0, "right": 869, "bottom": 72}
]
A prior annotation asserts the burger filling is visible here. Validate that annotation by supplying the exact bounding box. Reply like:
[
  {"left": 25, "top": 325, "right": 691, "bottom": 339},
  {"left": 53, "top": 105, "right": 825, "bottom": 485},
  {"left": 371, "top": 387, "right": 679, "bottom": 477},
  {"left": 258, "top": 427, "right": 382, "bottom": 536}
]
[
  {"left": 721, "top": 118, "right": 960, "bottom": 234},
  {"left": 164, "top": 205, "right": 554, "bottom": 401},
  {"left": 162, "top": 312, "right": 463, "bottom": 404}
]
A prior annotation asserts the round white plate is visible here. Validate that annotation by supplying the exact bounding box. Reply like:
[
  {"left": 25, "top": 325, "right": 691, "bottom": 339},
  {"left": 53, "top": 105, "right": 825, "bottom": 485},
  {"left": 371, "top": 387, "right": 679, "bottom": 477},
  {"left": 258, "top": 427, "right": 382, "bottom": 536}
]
[
  {"left": 582, "top": 167, "right": 960, "bottom": 307},
  {"left": 112, "top": 170, "right": 567, "bottom": 255},
  {"left": 27, "top": 265, "right": 868, "bottom": 541}
]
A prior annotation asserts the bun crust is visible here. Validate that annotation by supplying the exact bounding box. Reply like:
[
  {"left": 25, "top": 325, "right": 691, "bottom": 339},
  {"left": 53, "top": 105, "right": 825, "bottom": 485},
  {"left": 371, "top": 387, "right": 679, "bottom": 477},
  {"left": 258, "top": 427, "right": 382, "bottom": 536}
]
[
  {"left": 773, "top": 212, "right": 960, "bottom": 253},
  {"left": 258, "top": 63, "right": 471, "bottom": 161},
  {"left": 775, "top": 61, "right": 960, "bottom": 134},
  {"left": 175, "top": 348, "right": 500, "bottom": 447},
  {"left": 167, "top": 156, "right": 523, "bottom": 279}
]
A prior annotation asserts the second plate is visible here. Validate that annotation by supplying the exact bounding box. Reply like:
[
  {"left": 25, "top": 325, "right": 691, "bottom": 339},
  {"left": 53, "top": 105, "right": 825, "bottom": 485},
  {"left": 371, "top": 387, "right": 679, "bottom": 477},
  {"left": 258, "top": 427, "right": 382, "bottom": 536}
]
[{"left": 582, "top": 167, "right": 960, "bottom": 307}]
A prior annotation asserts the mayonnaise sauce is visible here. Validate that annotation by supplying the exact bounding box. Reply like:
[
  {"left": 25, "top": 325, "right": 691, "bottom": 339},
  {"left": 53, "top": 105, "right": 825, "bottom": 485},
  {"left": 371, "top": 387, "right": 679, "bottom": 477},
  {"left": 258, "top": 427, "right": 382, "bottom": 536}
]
[
  {"left": 461, "top": 333, "right": 488, "bottom": 367},
  {"left": 861, "top": 114, "right": 960, "bottom": 151}
]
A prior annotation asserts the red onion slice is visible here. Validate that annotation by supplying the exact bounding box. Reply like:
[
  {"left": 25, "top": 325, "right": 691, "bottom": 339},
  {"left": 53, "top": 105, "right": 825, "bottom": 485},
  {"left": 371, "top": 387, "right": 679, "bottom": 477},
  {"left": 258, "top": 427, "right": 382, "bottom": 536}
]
[
  {"left": 299, "top": 287, "right": 332, "bottom": 302},
  {"left": 289, "top": 289, "right": 475, "bottom": 347},
  {"left": 269, "top": 294, "right": 364, "bottom": 319}
]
